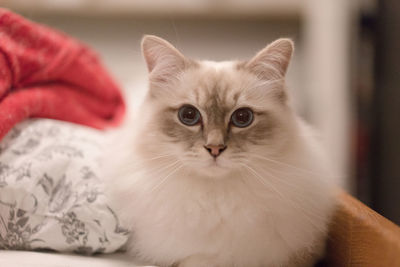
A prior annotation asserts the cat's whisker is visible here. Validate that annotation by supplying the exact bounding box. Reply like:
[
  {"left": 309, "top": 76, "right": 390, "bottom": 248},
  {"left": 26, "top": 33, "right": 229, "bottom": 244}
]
[
  {"left": 242, "top": 164, "right": 327, "bottom": 229},
  {"left": 148, "top": 163, "right": 183, "bottom": 194},
  {"left": 142, "top": 160, "right": 181, "bottom": 176},
  {"left": 118, "top": 154, "right": 176, "bottom": 172},
  {"left": 183, "top": 153, "right": 198, "bottom": 158},
  {"left": 250, "top": 154, "right": 332, "bottom": 177},
  {"left": 235, "top": 170, "right": 265, "bottom": 224},
  {"left": 240, "top": 163, "right": 285, "bottom": 199},
  {"left": 244, "top": 163, "right": 327, "bottom": 231},
  {"left": 136, "top": 154, "right": 175, "bottom": 162},
  {"left": 244, "top": 155, "right": 341, "bottom": 183},
  {"left": 118, "top": 160, "right": 179, "bottom": 180},
  {"left": 119, "top": 154, "right": 174, "bottom": 165},
  {"left": 267, "top": 165, "right": 341, "bottom": 183},
  {"left": 116, "top": 163, "right": 179, "bottom": 190},
  {"left": 252, "top": 166, "right": 305, "bottom": 189},
  {"left": 241, "top": 158, "right": 312, "bottom": 190},
  {"left": 242, "top": 157, "right": 335, "bottom": 216},
  {"left": 258, "top": 165, "right": 328, "bottom": 224}
]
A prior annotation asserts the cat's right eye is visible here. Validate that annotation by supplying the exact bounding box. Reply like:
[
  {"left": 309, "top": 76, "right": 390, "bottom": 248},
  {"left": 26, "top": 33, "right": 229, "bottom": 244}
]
[{"left": 178, "top": 105, "right": 201, "bottom": 126}]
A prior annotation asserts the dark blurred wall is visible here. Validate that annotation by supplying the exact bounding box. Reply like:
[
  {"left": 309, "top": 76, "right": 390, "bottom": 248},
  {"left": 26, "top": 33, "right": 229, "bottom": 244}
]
[{"left": 372, "top": 0, "right": 400, "bottom": 224}]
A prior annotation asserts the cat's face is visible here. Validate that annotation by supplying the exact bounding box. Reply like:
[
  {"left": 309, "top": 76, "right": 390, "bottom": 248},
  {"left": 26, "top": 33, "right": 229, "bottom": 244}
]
[{"left": 137, "top": 35, "right": 297, "bottom": 178}]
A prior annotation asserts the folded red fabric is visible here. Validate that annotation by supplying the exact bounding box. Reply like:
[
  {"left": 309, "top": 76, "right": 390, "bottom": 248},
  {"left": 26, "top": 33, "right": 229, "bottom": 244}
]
[{"left": 0, "top": 8, "right": 125, "bottom": 140}]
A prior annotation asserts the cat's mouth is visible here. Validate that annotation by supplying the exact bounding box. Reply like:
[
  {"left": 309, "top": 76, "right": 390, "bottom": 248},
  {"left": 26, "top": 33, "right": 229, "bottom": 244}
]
[
  {"left": 202, "top": 158, "right": 234, "bottom": 178},
  {"left": 210, "top": 158, "right": 220, "bottom": 166},
  {"left": 208, "top": 157, "right": 227, "bottom": 169}
]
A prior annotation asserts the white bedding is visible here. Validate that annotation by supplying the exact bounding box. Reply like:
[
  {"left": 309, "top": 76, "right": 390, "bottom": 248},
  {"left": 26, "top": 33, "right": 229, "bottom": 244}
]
[{"left": 0, "top": 250, "right": 152, "bottom": 267}]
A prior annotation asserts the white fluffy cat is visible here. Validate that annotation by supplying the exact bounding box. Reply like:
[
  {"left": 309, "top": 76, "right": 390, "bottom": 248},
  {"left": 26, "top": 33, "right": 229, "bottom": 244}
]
[{"left": 104, "top": 35, "right": 336, "bottom": 267}]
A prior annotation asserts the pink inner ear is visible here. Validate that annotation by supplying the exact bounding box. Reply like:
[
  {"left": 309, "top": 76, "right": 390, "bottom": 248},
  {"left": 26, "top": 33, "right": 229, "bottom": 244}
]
[
  {"left": 142, "top": 47, "right": 157, "bottom": 73},
  {"left": 246, "top": 39, "right": 294, "bottom": 79},
  {"left": 141, "top": 35, "right": 186, "bottom": 74}
]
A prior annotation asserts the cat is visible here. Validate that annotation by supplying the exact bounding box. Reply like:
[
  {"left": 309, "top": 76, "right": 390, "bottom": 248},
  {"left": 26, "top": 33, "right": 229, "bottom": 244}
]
[{"left": 103, "top": 35, "right": 336, "bottom": 267}]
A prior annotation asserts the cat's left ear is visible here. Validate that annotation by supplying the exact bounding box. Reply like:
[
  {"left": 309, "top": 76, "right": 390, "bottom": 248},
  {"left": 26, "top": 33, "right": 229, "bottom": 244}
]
[{"left": 246, "top": 38, "right": 294, "bottom": 79}]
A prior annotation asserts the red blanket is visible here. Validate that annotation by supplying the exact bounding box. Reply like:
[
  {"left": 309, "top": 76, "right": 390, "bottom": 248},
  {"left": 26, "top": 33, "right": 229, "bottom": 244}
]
[{"left": 0, "top": 9, "right": 125, "bottom": 140}]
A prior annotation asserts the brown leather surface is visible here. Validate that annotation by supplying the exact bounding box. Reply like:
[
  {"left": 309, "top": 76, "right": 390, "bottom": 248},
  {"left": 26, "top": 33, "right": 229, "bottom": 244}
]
[{"left": 323, "top": 190, "right": 400, "bottom": 266}]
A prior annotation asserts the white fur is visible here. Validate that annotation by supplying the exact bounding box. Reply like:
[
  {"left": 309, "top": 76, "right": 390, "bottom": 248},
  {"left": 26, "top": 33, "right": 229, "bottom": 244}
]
[{"left": 103, "top": 37, "right": 336, "bottom": 267}]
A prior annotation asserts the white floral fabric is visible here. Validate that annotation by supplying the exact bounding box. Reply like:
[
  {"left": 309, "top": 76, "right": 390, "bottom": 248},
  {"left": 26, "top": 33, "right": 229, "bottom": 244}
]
[{"left": 0, "top": 119, "right": 129, "bottom": 254}]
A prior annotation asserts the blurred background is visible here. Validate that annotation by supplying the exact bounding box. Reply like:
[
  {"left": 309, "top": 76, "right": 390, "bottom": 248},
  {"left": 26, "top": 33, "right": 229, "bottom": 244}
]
[{"left": 2, "top": 0, "right": 399, "bottom": 224}]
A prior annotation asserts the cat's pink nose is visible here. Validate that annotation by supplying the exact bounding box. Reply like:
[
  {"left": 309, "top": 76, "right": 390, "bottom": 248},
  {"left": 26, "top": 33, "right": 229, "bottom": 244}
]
[{"left": 204, "top": 144, "right": 227, "bottom": 158}]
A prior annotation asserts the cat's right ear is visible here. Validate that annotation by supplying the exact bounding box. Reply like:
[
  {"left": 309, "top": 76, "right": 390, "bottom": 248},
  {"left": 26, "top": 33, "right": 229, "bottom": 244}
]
[{"left": 141, "top": 35, "right": 186, "bottom": 80}]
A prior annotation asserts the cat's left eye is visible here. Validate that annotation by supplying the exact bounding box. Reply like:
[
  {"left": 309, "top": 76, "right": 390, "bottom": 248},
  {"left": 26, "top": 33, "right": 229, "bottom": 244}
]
[
  {"left": 231, "top": 108, "right": 254, "bottom": 128},
  {"left": 178, "top": 105, "right": 201, "bottom": 126}
]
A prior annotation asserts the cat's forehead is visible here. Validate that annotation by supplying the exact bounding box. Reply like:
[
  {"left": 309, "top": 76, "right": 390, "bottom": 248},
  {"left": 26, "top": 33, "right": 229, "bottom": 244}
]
[
  {"left": 201, "top": 60, "right": 236, "bottom": 70},
  {"left": 184, "top": 60, "right": 247, "bottom": 109}
]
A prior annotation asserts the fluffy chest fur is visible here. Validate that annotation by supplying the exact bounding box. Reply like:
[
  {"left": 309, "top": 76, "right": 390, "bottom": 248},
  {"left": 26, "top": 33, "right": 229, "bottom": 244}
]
[{"left": 106, "top": 147, "right": 333, "bottom": 267}]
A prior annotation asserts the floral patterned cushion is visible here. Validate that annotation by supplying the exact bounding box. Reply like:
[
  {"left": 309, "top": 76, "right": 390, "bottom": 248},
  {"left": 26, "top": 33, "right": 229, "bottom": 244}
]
[{"left": 0, "top": 119, "right": 129, "bottom": 254}]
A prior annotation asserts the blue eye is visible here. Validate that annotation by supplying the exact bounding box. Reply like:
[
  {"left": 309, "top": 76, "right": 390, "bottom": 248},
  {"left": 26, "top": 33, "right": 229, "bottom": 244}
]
[
  {"left": 178, "top": 105, "right": 201, "bottom": 126},
  {"left": 231, "top": 108, "right": 253, "bottom": 128}
]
